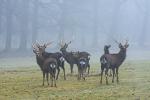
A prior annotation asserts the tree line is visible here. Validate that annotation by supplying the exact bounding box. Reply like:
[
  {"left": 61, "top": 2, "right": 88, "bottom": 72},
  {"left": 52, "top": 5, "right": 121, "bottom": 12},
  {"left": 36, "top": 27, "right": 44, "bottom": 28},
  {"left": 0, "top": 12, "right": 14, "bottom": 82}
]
[{"left": 0, "top": 0, "right": 149, "bottom": 53}]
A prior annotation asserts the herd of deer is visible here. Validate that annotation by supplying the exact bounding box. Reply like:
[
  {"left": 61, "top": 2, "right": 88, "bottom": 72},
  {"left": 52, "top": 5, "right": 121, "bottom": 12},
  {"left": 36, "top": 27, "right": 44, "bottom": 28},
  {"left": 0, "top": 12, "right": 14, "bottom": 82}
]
[{"left": 32, "top": 40, "right": 129, "bottom": 87}]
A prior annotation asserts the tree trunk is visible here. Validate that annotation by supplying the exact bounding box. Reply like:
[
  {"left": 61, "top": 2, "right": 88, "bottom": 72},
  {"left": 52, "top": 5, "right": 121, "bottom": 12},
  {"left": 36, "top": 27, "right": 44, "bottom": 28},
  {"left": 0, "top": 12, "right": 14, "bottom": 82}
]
[
  {"left": 92, "top": 0, "right": 99, "bottom": 46},
  {"left": 138, "top": 0, "right": 149, "bottom": 47},
  {"left": 108, "top": 1, "right": 121, "bottom": 43},
  {"left": 58, "top": 1, "right": 66, "bottom": 41},
  {"left": 81, "top": 33, "right": 85, "bottom": 47},
  {"left": 19, "top": 0, "right": 29, "bottom": 51},
  {"left": 5, "top": 0, "right": 13, "bottom": 51},
  {"left": 0, "top": 1, "right": 2, "bottom": 35},
  {"left": 32, "top": 0, "right": 39, "bottom": 44}
]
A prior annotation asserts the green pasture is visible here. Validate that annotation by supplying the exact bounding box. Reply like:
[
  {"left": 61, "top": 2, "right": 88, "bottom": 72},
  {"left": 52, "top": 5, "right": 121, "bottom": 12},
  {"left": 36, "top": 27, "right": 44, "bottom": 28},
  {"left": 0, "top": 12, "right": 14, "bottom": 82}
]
[{"left": 0, "top": 58, "right": 150, "bottom": 100}]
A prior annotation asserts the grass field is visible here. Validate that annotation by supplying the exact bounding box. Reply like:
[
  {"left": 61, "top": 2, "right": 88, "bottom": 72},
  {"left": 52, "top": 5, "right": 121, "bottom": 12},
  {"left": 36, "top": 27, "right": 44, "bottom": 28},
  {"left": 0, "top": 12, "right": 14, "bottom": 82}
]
[{"left": 0, "top": 58, "right": 150, "bottom": 100}]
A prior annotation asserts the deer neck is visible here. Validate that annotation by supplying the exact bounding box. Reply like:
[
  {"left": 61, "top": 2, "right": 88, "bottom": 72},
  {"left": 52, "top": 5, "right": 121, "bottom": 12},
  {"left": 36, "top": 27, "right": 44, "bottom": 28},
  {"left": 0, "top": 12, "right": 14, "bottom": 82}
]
[
  {"left": 42, "top": 51, "right": 49, "bottom": 58},
  {"left": 118, "top": 49, "right": 126, "bottom": 61},
  {"left": 36, "top": 55, "right": 45, "bottom": 71},
  {"left": 62, "top": 49, "right": 69, "bottom": 57},
  {"left": 104, "top": 50, "right": 109, "bottom": 54}
]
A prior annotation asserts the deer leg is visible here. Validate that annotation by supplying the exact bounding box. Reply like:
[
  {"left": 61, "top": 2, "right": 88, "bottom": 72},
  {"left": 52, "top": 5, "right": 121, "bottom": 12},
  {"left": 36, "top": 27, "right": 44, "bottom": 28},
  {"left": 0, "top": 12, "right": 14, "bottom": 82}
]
[
  {"left": 43, "top": 72, "right": 45, "bottom": 86},
  {"left": 54, "top": 70, "right": 57, "bottom": 87},
  {"left": 83, "top": 67, "right": 86, "bottom": 80},
  {"left": 46, "top": 73, "right": 49, "bottom": 85},
  {"left": 112, "top": 68, "right": 115, "bottom": 83},
  {"left": 116, "top": 68, "right": 119, "bottom": 83},
  {"left": 50, "top": 74, "right": 53, "bottom": 87},
  {"left": 109, "top": 69, "right": 112, "bottom": 77},
  {"left": 61, "top": 63, "right": 66, "bottom": 80},
  {"left": 105, "top": 68, "right": 109, "bottom": 85},
  {"left": 79, "top": 70, "right": 81, "bottom": 80},
  {"left": 70, "top": 64, "right": 74, "bottom": 74},
  {"left": 77, "top": 67, "right": 80, "bottom": 80},
  {"left": 100, "top": 64, "right": 104, "bottom": 84},
  {"left": 87, "top": 64, "right": 90, "bottom": 75},
  {"left": 81, "top": 67, "right": 83, "bottom": 80},
  {"left": 54, "top": 77, "right": 57, "bottom": 87},
  {"left": 56, "top": 67, "right": 60, "bottom": 80}
]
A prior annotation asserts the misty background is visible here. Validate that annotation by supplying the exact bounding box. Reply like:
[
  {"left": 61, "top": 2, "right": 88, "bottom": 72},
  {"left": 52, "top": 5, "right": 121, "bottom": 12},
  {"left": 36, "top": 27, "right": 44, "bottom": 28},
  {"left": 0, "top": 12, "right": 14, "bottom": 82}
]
[{"left": 0, "top": 0, "right": 150, "bottom": 60}]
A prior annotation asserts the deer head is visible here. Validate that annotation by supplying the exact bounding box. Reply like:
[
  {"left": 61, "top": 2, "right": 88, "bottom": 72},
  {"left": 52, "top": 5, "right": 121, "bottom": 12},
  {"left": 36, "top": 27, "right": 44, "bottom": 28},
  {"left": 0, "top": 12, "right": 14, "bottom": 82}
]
[
  {"left": 104, "top": 45, "right": 111, "bottom": 50},
  {"left": 32, "top": 42, "right": 53, "bottom": 56},
  {"left": 32, "top": 43, "right": 40, "bottom": 56},
  {"left": 60, "top": 41, "right": 71, "bottom": 52},
  {"left": 115, "top": 40, "right": 129, "bottom": 52}
]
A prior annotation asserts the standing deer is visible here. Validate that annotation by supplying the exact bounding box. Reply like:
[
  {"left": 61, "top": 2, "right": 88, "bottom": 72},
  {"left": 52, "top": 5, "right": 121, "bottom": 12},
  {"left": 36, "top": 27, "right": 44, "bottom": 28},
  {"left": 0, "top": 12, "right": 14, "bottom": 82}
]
[
  {"left": 43, "top": 58, "right": 58, "bottom": 87},
  {"left": 33, "top": 42, "right": 66, "bottom": 80},
  {"left": 77, "top": 51, "right": 90, "bottom": 74},
  {"left": 60, "top": 41, "right": 90, "bottom": 74},
  {"left": 33, "top": 44, "right": 58, "bottom": 87},
  {"left": 77, "top": 57, "right": 89, "bottom": 80},
  {"left": 60, "top": 41, "right": 78, "bottom": 74},
  {"left": 100, "top": 40, "right": 129, "bottom": 84},
  {"left": 100, "top": 45, "right": 112, "bottom": 76}
]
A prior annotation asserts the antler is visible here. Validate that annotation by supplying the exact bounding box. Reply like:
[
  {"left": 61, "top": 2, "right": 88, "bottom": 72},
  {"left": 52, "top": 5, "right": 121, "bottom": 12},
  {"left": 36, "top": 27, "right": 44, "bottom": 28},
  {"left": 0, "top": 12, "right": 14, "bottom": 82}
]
[
  {"left": 67, "top": 41, "right": 72, "bottom": 45},
  {"left": 32, "top": 43, "right": 39, "bottom": 53},
  {"left": 36, "top": 42, "right": 40, "bottom": 47},
  {"left": 59, "top": 40, "right": 65, "bottom": 48},
  {"left": 114, "top": 40, "right": 120, "bottom": 45},
  {"left": 125, "top": 40, "right": 128, "bottom": 45},
  {"left": 32, "top": 43, "right": 36, "bottom": 49},
  {"left": 44, "top": 41, "right": 53, "bottom": 47}
]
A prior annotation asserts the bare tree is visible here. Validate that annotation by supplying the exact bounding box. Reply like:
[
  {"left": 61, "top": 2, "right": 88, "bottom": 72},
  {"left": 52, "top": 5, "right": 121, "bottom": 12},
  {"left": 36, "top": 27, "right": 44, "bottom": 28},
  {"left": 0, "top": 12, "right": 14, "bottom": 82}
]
[
  {"left": 108, "top": 0, "right": 128, "bottom": 42},
  {"left": 135, "top": 0, "right": 150, "bottom": 47},
  {"left": 19, "top": 0, "right": 30, "bottom": 51},
  {"left": 58, "top": 0, "right": 66, "bottom": 41},
  {"left": 92, "top": 0, "right": 99, "bottom": 46},
  {"left": 0, "top": 0, "right": 3, "bottom": 35},
  {"left": 31, "top": 0, "right": 39, "bottom": 43},
  {"left": 5, "top": 0, "right": 13, "bottom": 51}
]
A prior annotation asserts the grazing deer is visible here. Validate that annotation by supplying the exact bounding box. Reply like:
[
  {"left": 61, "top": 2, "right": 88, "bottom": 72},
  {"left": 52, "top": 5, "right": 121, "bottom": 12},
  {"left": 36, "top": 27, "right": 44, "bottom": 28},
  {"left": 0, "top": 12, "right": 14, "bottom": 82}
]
[
  {"left": 33, "top": 42, "right": 66, "bottom": 80},
  {"left": 59, "top": 41, "right": 90, "bottom": 74},
  {"left": 32, "top": 45, "right": 58, "bottom": 87},
  {"left": 100, "top": 40, "right": 129, "bottom": 84}
]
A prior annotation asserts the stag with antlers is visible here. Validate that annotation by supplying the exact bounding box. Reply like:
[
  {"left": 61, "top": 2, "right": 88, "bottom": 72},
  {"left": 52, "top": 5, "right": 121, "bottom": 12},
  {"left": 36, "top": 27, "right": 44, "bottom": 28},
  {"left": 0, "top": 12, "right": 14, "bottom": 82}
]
[
  {"left": 33, "top": 42, "right": 66, "bottom": 80},
  {"left": 32, "top": 44, "right": 58, "bottom": 87},
  {"left": 100, "top": 40, "right": 129, "bottom": 84},
  {"left": 59, "top": 41, "right": 90, "bottom": 74}
]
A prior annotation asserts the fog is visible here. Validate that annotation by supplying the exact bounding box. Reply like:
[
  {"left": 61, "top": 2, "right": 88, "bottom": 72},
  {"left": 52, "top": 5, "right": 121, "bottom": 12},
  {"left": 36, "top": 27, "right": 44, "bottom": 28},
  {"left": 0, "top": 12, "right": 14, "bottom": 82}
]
[{"left": 0, "top": 0, "right": 150, "bottom": 60}]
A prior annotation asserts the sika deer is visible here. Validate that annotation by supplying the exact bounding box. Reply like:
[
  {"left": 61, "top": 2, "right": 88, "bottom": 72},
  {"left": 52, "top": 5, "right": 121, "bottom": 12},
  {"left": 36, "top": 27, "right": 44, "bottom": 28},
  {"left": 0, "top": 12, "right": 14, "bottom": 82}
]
[{"left": 100, "top": 40, "right": 129, "bottom": 84}]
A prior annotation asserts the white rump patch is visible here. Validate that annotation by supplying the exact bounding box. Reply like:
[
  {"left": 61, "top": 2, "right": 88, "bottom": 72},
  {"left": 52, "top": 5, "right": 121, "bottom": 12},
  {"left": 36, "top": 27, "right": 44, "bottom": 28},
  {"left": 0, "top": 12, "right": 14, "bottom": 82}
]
[
  {"left": 60, "top": 57, "right": 65, "bottom": 62},
  {"left": 101, "top": 58, "right": 107, "bottom": 64},
  {"left": 80, "top": 61, "right": 86, "bottom": 65},
  {"left": 50, "top": 64, "right": 56, "bottom": 68}
]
